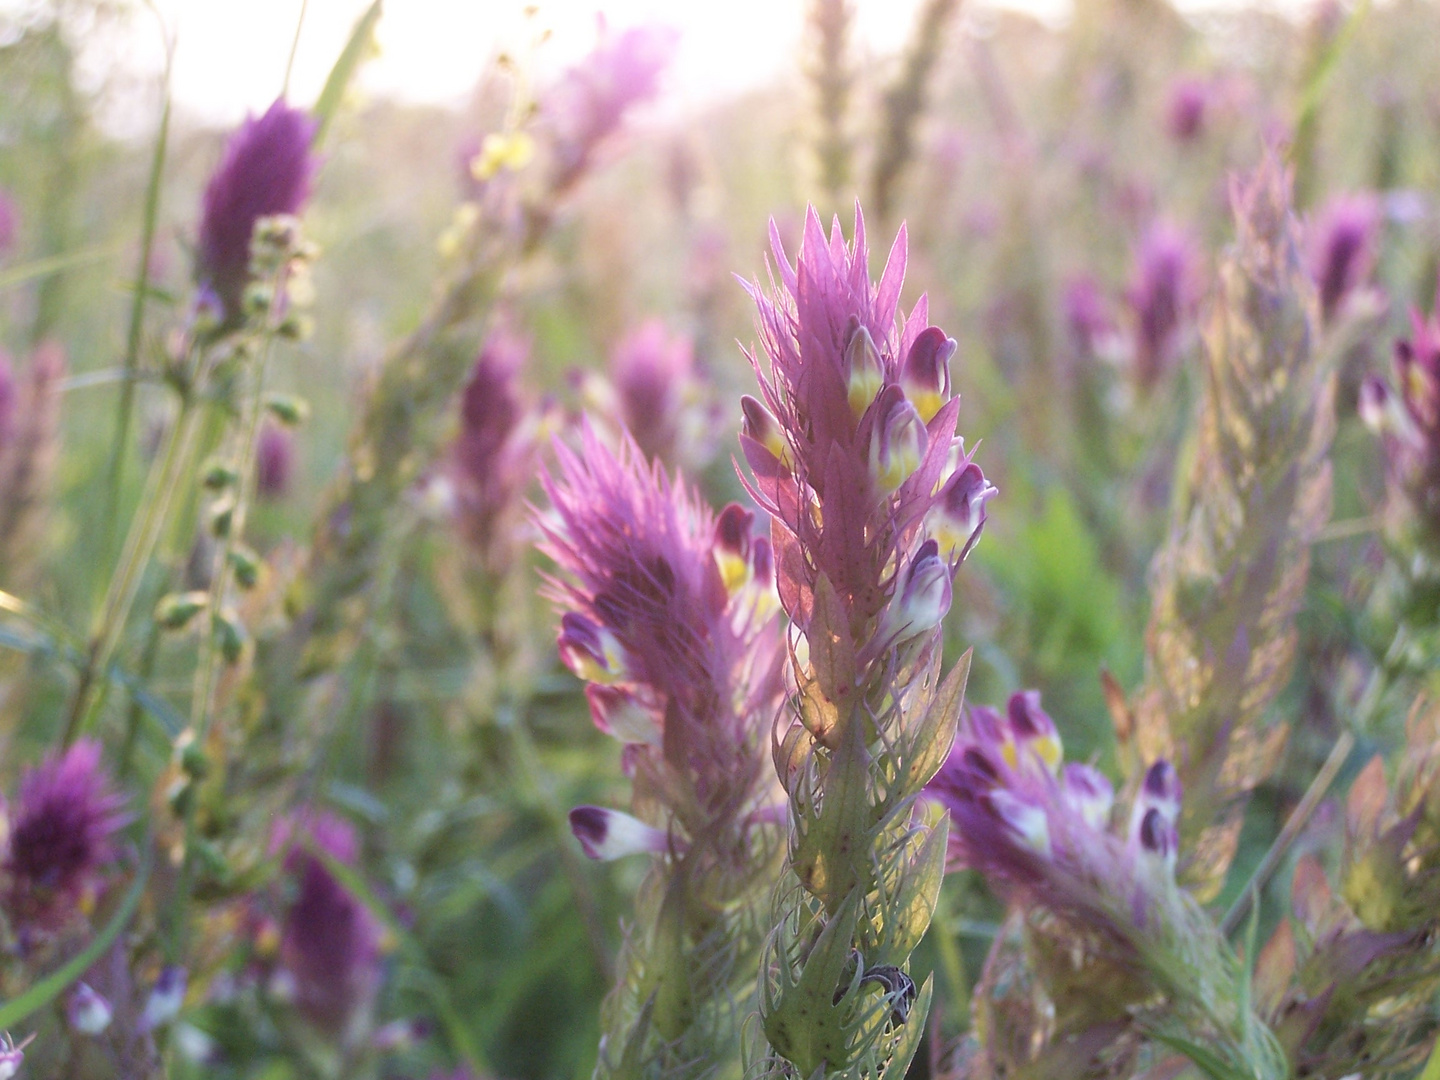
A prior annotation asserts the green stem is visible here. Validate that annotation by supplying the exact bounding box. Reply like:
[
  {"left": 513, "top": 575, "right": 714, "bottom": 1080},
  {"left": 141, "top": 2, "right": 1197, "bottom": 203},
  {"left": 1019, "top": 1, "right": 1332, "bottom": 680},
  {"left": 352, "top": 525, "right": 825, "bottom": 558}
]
[
  {"left": 62, "top": 370, "right": 205, "bottom": 745},
  {"left": 104, "top": 43, "right": 172, "bottom": 566}
]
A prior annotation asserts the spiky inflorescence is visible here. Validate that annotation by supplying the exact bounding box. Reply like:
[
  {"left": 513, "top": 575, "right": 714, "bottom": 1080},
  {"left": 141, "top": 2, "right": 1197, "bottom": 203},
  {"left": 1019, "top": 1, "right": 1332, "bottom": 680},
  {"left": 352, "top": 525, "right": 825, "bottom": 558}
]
[
  {"left": 927, "top": 695, "right": 1283, "bottom": 1080},
  {"left": 1360, "top": 285, "right": 1440, "bottom": 552},
  {"left": 740, "top": 206, "right": 990, "bottom": 1079},
  {"left": 3, "top": 739, "right": 127, "bottom": 933},
  {"left": 1135, "top": 155, "right": 1335, "bottom": 902},
  {"left": 541, "top": 22, "right": 677, "bottom": 197},
  {"left": 271, "top": 812, "right": 382, "bottom": 1043},
  {"left": 196, "top": 99, "right": 317, "bottom": 325},
  {"left": 1254, "top": 701, "right": 1440, "bottom": 1079},
  {"left": 0, "top": 342, "right": 64, "bottom": 590},
  {"left": 538, "top": 424, "right": 784, "bottom": 1077}
]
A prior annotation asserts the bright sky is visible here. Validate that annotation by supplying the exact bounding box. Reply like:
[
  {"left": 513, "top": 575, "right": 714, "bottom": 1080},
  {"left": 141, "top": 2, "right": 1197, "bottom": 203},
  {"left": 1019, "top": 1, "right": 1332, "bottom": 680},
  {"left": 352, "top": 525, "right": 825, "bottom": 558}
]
[{"left": 105, "top": 0, "right": 1058, "bottom": 126}]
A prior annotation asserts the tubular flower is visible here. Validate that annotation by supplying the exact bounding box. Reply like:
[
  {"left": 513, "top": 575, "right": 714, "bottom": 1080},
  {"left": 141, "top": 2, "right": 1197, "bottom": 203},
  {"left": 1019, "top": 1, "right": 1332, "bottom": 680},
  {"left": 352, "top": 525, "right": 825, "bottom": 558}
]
[
  {"left": 541, "top": 22, "right": 678, "bottom": 195},
  {"left": 255, "top": 422, "right": 294, "bottom": 500},
  {"left": 537, "top": 423, "right": 784, "bottom": 1071},
  {"left": 3, "top": 739, "right": 127, "bottom": 932},
  {"left": 740, "top": 205, "right": 987, "bottom": 1078},
  {"left": 1361, "top": 285, "right": 1440, "bottom": 549},
  {"left": 196, "top": 99, "right": 317, "bottom": 325}
]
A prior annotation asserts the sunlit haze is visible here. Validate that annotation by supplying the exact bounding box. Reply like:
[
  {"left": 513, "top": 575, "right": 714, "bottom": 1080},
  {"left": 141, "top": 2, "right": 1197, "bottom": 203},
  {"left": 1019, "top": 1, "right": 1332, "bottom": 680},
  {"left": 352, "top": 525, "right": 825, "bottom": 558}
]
[{"left": 104, "top": 0, "right": 1056, "bottom": 126}]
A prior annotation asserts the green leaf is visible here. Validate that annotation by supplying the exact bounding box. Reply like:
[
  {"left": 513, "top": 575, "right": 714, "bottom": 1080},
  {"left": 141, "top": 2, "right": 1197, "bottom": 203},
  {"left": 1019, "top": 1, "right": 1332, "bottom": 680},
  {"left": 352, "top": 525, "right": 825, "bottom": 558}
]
[
  {"left": 880, "top": 816, "right": 949, "bottom": 964},
  {"left": 877, "top": 975, "right": 933, "bottom": 1080},
  {"left": 311, "top": 0, "right": 383, "bottom": 146},
  {"left": 904, "top": 648, "right": 970, "bottom": 793},
  {"left": 0, "top": 852, "right": 150, "bottom": 1029}
]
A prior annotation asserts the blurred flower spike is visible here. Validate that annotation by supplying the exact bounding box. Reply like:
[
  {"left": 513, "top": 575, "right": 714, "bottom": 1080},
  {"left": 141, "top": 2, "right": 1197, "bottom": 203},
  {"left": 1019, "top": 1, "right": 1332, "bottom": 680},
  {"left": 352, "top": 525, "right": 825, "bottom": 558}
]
[
  {"left": 3, "top": 739, "right": 127, "bottom": 933},
  {"left": 1126, "top": 221, "right": 1200, "bottom": 390},
  {"left": 1362, "top": 284, "right": 1440, "bottom": 548},
  {"left": 1310, "top": 193, "right": 1380, "bottom": 325},
  {"left": 196, "top": 99, "right": 317, "bottom": 325},
  {"left": 542, "top": 22, "right": 680, "bottom": 195}
]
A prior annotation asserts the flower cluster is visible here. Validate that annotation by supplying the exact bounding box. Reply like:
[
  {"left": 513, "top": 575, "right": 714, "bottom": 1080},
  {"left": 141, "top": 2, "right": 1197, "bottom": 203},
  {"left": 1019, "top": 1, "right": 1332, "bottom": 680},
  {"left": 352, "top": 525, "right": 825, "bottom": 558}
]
[
  {"left": 927, "top": 692, "right": 1181, "bottom": 934},
  {"left": 196, "top": 99, "right": 317, "bottom": 325},
  {"left": 2, "top": 740, "right": 127, "bottom": 935},
  {"left": 741, "top": 207, "right": 993, "bottom": 655},
  {"left": 1361, "top": 285, "right": 1440, "bottom": 549},
  {"left": 541, "top": 22, "right": 678, "bottom": 196}
]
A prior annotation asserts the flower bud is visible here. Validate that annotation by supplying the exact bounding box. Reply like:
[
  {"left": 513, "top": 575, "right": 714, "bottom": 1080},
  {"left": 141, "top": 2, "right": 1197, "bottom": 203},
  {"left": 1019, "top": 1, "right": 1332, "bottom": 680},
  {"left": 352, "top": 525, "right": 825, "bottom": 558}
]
[
  {"left": 880, "top": 539, "right": 952, "bottom": 644},
  {"left": 67, "top": 982, "right": 114, "bottom": 1035},
  {"left": 845, "top": 323, "right": 886, "bottom": 418},
  {"left": 1007, "top": 690, "right": 1062, "bottom": 775},
  {"left": 741, "top": 394, "right": 790, "bottom": 466},
  {"left": 1358, "top": 375, "right": 1392, "bottom": 434},
  {"left": 1310, "top": 193, "right": 1378, "bottom": 325},
  {"left": 585, "top": 684, "right": 663, "bottom": 746},
  {"left": 1130, "top": 759, "right": 1183, "bottom": 868},
  {"left": 155, "top": 591, "right": 209, "bottom": 630},
  {"left": 713, "top": 503, "right": 756, "bottom": 592},
  {"left": 1061, "top": 763, "right": 1114, "bottom": 831},
  {"left": 868, "top": 386, "right": 928, "bottom": 494},
  {"left": 263, "top": 392, "right": 311, "bottom": 426},
  {"left": 140, "top": 966, "right": 187, "bottom": 1032},
  {"left": 568, "top": 806, "right": 669, "bottom": 860},
  {"left": 928, "top": 461, "right": 997, "bottom": 561},
  {"left": 557, "top": 612, "right": 628, "bottom": 684},
  {"left": 900, "top": 326, "right": 957, "bottom": 422}
]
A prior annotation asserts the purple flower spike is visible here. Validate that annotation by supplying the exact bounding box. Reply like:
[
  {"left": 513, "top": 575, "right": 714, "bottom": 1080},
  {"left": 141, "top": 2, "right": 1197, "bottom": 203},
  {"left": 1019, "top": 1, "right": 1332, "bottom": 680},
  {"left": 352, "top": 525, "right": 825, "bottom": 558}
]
[
  {"left": 272, "top": 813, "right": 382, "bottom": 1038},
  {"left": 569, "top": 806, "right": 669, "bottom": 860},
  {"left": 4, "top": 739, "right": 127, "bottom": 931},
  {"left": 256, "top": 422, "right": 294, "bottom": 499},
  {"left": 609, "top": 320, "right": 699, "bottom": 465},
  {"left": 1310, "top": 193, "right": 1379, "bottom": 324},
  {"left": 197, "top": 99, "right": 317, "bottom": 324},
  {"left": 538, "top": 422, "right": 782, "bottom": 825},
  {"left": 542, "top": 22, "right": 678, "bottom": 194},
  {"left": 1166, "top": 77, "right": 1209, "bottom": 143},
  {"left": 1127, "top": 221, "right": 1200, "bottom": 390}
]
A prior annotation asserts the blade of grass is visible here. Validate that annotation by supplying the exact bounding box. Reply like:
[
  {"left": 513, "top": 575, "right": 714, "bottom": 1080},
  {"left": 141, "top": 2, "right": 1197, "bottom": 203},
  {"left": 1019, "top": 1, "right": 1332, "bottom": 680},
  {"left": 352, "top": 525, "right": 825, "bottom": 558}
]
[
  {"left": 311, "top": 0, "right": 382, "bottom": 146},
  {"left": 105, "top": 16, "right": 173, "bottom": 567},
  {"left": 0, "top": 245, "right": 119, "bottom": 292}
]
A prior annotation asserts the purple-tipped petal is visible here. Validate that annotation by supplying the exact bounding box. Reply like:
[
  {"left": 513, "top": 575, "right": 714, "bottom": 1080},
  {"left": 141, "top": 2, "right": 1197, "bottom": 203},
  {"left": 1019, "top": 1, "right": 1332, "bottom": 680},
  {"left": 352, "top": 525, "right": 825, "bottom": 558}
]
[{"left": 569, "top": 806, "right": 668, "bottom": 860}]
